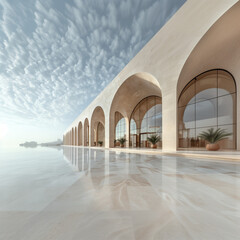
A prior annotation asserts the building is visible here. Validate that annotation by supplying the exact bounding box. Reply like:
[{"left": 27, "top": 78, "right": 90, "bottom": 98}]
[{"left": 63, "top": 0, "right": 240, "bottom": 152}]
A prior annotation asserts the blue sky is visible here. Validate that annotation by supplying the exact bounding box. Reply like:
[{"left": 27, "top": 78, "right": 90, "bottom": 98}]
[{"left": 0, "top": 0, "right": 185, "bottom": 146}]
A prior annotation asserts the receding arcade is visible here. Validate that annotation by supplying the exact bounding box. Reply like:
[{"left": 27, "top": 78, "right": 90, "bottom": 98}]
[{"left": 63, "top": 1, "right": 240, "bottom": 151}]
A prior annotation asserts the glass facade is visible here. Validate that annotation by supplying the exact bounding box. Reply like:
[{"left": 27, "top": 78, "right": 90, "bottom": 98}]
[
  {"left": 130, "top": 96, "right": 162, "bottom": 148},
  {"left": 97, "top": 122, "right": 104, "bottom": 145},
  {"left": 115, "top": 112, "right": 126, "bottom": 146},
  {"left": 178, "top": 69, "right": 236, "bottom": 149}
]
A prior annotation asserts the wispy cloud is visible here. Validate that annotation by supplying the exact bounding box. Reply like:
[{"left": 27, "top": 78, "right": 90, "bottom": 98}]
[{"left": 0, "top": 0, "right": 185, "bottom": 139}]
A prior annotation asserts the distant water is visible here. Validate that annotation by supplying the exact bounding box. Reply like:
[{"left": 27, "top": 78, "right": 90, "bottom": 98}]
[{"left": 0, "top": 146, "right": 80, "bottom": 211}]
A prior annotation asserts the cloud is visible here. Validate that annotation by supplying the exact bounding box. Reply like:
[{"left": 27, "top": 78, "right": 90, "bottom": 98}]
[{"left": 0, "top": 0, "right": 186, "bottom": 139}]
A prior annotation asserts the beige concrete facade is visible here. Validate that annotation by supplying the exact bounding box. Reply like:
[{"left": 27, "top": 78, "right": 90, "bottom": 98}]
[{"left": 63, "top": 0, "right": 240, "bottom": 151}]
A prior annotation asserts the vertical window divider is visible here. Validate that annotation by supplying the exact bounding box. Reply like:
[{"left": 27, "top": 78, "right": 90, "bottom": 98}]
[
  {"left": 217, "top": 69, "right": 219, "bottom": 129},
  {"left": 195, "top": 78, "right": 196, "bottom": 148}
]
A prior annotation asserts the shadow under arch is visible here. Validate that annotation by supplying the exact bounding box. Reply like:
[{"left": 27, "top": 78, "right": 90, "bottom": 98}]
[
  {"left": 71, "top": 127, "right": 74, "bottom": 146},
  {"left": 90, "top": 106, "right": 105, "bottom": 147},
  {"left": 75, "top": 127, "right": 77, "bottom": 146},
  {"left": 84, "top": 118, "right": 89, "bottom": 146},
  {"left": 78, "top": 121, "right": 83, "bottom": 146},
  {"left": 109, "top": 72, "right": 162, "bottom": 148}
]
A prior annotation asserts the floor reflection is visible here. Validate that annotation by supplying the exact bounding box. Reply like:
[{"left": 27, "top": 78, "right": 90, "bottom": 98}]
[
  {"left": 63, "top": 146, "right": 240, "bottom": 176},
  {"left": 1, "top": 146, "right": 239, "bottom": 240}
]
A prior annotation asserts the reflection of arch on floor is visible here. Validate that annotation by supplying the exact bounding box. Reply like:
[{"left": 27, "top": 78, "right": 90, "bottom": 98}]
[
  {"left": 84, "top": 118, "right": 89, "bottom": 146},
  {"left": 109, "top": 72, "right": 162, "bottom": 148},
  {"left": 78, "top": 122, "right": 82, "bottom": 146},
  {"left": 91, "top": 106, "right": 105, "bottom": 147},
  {"left": 178, "top": 69, "right": 236, "bottom": 150}
]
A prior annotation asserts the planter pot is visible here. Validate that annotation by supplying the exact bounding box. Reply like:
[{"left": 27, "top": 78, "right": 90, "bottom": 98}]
[
  {"left": 206, "top": 143, "right": 220, "bottom": 151},
  {"left": 151, "top": 144, "right": 157, "bottom": 149},
  {"left": 120, "top": 144, "right": 124, "bottom": 148}
]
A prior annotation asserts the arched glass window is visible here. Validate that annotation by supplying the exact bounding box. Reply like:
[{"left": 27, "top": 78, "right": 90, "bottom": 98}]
[
  {"left": 178, "top": 69, "right": 236, "bottom": 149},
  {"left": 115, "top": 112, "right": 126, "bottom": 146},
  {"left": 130, "top": 96, "right": 162, "bottom": 148}
]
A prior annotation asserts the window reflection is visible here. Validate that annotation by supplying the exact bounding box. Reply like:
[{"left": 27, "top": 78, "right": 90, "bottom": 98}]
[
  {"left": 196, "top": 98, "right": 217, "bottom": 128},
  {"left": 196, "top": 70, "right": 217, "bottom": 102},
  {"left": 97, "top": 122, "right": 104, "bottom": 146},
  {"left": 178, "top": 69, "right": 236, "bottom": 149},
  {"left": 130, "top": 96, "right": 162, "bottom": 148},
  {"left": 218, "top": 94, "right": 236, "bottom": 125},
  {"left": 115, "top": 112, "right": 126, "bottom": 146}
]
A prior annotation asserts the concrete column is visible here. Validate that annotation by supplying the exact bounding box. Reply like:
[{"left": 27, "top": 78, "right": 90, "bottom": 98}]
[
  {"left": 75, "top": 128, "right": 77, "bottom": 146},
  {"left": 88, "top": 123, "right": 91, "bottom": 147},
  {"left": 105, "top": 115, "right": 110, "bottom": 148},
  {"left": 125, "top": 117, "right": 130, "bottom": 148},
  {"left": 90, "top": 123, "right": 95, "bottom": 147},
  {"left": 162, "top": 89, "right": 177, "bottom": 151},
  {"left": 82, "top": 128, "right": 84, "bottom": 147},
  {"left": 237, "top": 86, "right": 240, "bottom": 150}
]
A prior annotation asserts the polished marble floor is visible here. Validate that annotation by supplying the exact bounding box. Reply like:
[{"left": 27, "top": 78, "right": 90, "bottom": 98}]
[{"left": 0, "top": 146, "right": 239, "bottom": 240}]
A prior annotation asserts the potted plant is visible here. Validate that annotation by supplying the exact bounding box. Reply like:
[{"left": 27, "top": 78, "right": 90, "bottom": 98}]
[
  {"left": 198, "top": 128, "right": 232, "bottom": 151},
  {"left": 98, "top": 141, "right": 103, "bottom": 147},
  {"left": 147, "top": 134, "right": 161, "bottom": 149},
  {"left": 118, "top": 137, "right": 126, "bottom": 148},
  {"left": 114, "top": 139, "right": 117, "bottom": 147}
]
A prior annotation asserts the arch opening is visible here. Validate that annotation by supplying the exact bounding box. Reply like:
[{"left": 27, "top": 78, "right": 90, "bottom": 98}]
[
  {"left": 109, "top": 72, "right": 162, "bottom": 148},
  {"left": 178, "top": 69, "right": 236, "bottom": 150},
  {"left": 91, "top": 106, "right": 105, "bottom": 147},
  {"left": 130, "top": 95, "right": 162, "bottom": 148},
  {"left": 78, "top": 122, "right": 82, "bottom": 146},
  {"left": 84, "top": 118, "right": 89, "bottom": 146}
]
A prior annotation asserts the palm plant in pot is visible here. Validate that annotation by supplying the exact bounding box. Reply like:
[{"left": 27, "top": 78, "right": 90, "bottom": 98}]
[
  {"left": 117, "top": 137, "right": 126, "bottom": 148},
  {"left": 147, "top": 134, "right": 161, "bottom": 149},
  {"left": 198, "top": 128, "right": 232, "bottom": 151},
  {"left": 98, "top": 141, "right": 103, "bottom": 147}
]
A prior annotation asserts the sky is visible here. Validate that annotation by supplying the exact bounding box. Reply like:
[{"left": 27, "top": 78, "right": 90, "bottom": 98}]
[{"left": 0, "top": 0, "right": 185, "bottom": 146}]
